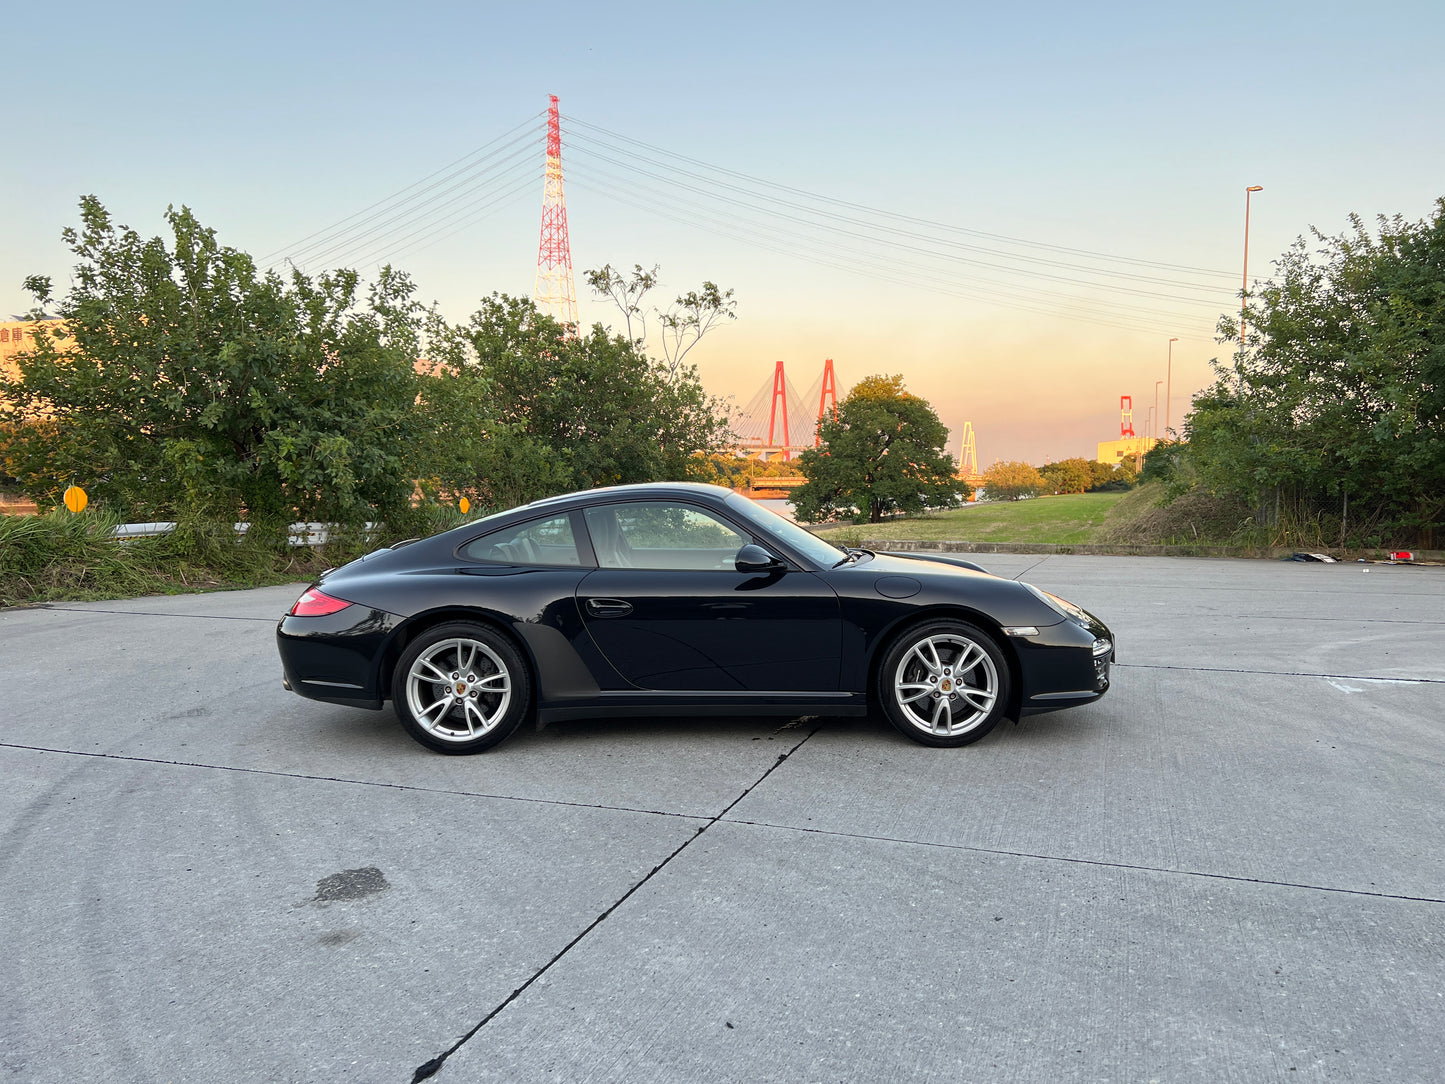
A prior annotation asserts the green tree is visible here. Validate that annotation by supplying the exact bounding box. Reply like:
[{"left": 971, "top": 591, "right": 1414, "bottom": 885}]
[
  {"left": 1039, "top": 457, "right": 1094, "bottom": 494},
  {"left": 1140, "top": 438, "right": 1186, "bottom": 487},
  {"left": 1191, "top": 198, "right": 1445, "bottom": 543},
  {"left": 1086, "top": 458, "right": 1121, "bottom": 489},
  {"left": 437, "top": 294, "right": 730, "bottom": 501},
  {"left": 792, "top": 374, "right": 960, "bottom": 523},
  {"left": 981, "top": 460, "right": 1047, "bottom": 501},
  {"left": 1088, "top": 456, "right": 1137, "bottom": 492},
  {"left": 0, "top": 197, "right": 436, "bottom": 525},
  {"left": 406, "top": 356, "right": 573, "bottom": 514},
  {"left": 693, "top": 452, "right": 800, "bottom": 489}
]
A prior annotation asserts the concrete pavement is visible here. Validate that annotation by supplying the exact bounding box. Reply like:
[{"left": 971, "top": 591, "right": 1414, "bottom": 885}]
[{"left": 2, "top": 558, "right": 1441, "bottom": 1082}]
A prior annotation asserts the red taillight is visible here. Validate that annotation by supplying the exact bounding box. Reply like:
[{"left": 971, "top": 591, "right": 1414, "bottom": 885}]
[{"left": 289, "top": 588, "right": 354, "bottom": 617}]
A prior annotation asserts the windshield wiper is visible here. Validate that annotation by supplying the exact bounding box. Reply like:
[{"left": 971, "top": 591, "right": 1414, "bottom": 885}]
[{"left": 831, "top": 547, "right": 867, "bottom": 568}]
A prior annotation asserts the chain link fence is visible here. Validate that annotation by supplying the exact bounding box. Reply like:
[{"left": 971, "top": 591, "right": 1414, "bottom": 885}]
[{"left": 1252, "top": 486, "right": 1437, "bottom": 552}]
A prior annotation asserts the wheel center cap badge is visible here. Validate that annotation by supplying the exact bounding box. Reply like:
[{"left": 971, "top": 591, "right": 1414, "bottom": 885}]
[
  {"left": 455, "top": 682, "right": 467, "bottom": 695},
  {"left": 941, "top": 679, "right": 953, "bottom": 693}
]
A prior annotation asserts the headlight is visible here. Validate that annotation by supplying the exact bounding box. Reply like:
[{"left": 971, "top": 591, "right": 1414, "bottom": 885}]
[{"left": 1024, "top": 583, "right": 1092, "bottom": 625}]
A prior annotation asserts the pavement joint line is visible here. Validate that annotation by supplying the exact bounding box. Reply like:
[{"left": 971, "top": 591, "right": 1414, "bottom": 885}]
[
  {"left": 1029, "top": 587, "right": 1442, "bottom": 601},
  {"left": 13, "top": 741, "right": 1438, "bottom": 909},
  {"left": 407, "top": 725, "right": 822, "bottom": 1083},
  {"left": 721, "top": 818, "right": 1445, "bottom": 906},
  {"left": 1107, "top": 612, "right": 1445, "bottom": 626},
  {"left": 1116, "top": 662, "right": 1443, "bottom": 684},
  {"left": 30, "top": 604, "right": 280, "bottom": 622},
  {"left": 0, "top": 743, "right": 713, "bottom": 824}
]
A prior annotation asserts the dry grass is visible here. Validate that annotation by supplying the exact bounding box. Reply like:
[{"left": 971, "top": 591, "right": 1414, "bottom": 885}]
[{"left": 1094, "top": 483, "right": 1254, "bottom": 545}]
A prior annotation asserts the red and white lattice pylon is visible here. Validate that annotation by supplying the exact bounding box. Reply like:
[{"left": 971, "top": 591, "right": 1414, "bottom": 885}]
[{"left": 533, "top": 95, "right": 578, "bottom": 326}]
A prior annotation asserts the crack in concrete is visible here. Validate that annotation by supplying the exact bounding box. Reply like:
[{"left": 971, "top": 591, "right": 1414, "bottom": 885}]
[
  {"left": 407, "top": 726, "right": 821, "bottom": 1082},
  {"left": 1009, "top": 558, "right": 1051, "bottom": 581}
]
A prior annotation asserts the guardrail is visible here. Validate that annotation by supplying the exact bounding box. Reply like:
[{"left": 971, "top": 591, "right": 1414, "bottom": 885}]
[
  {"left": 747, "top": 476, "right": 807, "bottom": 491},
  {"left": 110, "top": 522, "right": 376, "bottom": 546}
]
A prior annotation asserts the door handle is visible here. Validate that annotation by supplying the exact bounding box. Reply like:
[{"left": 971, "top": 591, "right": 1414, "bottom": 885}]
[{"left": 585, "top": 598, "right": 634, "bottom": 618}]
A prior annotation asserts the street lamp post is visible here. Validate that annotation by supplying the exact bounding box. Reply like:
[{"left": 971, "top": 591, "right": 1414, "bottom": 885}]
[
  {"left": 1241, "top": 185, "right": 1263, "bottom": 351},
  {"left": 1165, "top": 337, "right": 1179, "bottom": 439},
  {"left": 1153, "top": 380, "right": 1163, "bottom": 442}
]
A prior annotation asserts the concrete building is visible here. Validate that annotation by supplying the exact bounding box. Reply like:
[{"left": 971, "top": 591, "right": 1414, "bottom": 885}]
[
  {"left": 1096, "top": 436, "right": 1157, "bottom": 466},
  {"left": 0, "top": 320, "right": 63, "bottom": 416},
  {"left": 1, "top": 319, "right": 62, "bottom": 377}
]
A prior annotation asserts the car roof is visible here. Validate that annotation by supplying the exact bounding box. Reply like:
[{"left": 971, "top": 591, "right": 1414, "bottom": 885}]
[
  {"left": 427, "top": 482, "right": 738, "bottom": 549},
  {"left": 523, "top": 481, "right": 735, "bottom": 510}
]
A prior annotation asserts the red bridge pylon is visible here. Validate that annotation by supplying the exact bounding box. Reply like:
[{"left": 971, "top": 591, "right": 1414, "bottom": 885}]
[{"left": 733, "top": 359, "right": 844, "bottom": 461}]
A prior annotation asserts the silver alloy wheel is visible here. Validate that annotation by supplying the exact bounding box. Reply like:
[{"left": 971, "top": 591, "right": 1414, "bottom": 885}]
[
  {"left": 403, "top": 636, "right": 513, "bottom": 743},
  {"left": 891, "top": 631, "right": 1000, "bottom": 737}
]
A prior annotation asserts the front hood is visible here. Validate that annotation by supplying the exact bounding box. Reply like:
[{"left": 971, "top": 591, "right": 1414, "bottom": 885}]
[
  {"left": 862, "top": 550, "right": 995, "bottom": 579},
  {"left": 832, "top": 550, "right": 1074, "bottom": 628}
]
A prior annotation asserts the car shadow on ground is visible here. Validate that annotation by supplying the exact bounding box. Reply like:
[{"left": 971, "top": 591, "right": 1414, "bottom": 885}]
[
  {"left": 296, "top": 706, "right": 1109, "bottom": 757},
  {"left": 284, "top": 699, "right": 1103, "bottom": 757}
]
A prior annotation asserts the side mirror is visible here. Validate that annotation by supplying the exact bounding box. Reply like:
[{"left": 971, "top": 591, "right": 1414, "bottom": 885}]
[{"left": 735, "top": 544, "right": 784, "bottom": 573}]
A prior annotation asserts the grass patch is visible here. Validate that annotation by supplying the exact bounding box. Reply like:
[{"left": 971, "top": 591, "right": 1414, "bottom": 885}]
[
  {"left": 0, "top": 505, "right": 469, "bottom": 608},
  {"left": 812, "top": 492, "right": 1127, "bottom": 546},
  {"left": 0, "top": 510, "right": 317, "bottom": 606}
]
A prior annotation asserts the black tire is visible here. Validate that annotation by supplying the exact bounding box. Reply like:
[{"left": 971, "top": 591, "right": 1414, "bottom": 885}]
[
  {"left": 878, "top": 619, "right": 1010, "bottom": 747},
  {"left": 391, "top": 621, "right": 531, "bottom": 754}
]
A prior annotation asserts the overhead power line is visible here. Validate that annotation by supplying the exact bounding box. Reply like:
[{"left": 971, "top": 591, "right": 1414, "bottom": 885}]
[
  {"left": 260, "top": 106, "right": 1234, "bottom": 339},
  {"left": 567, "top": 149, "right": 1222, "bottom": 304},
  {"left": 563, "top": 116, "right": 1229, "bottom": 339},
  {"left": 571, "top": 167, "right": 1211, "bottom": 339},
  {"left": 563, "top": 116, "right": 1234, "bottom": 281},
  {"left": 264, "top": 113, "right": 546, "bottom": 270}
]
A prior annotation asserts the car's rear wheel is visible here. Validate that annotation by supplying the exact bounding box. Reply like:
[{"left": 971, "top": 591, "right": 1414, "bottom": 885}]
[
  {"left": 879, "top": 620, "right": 1010, "bottom": 747},
  {"left": 391, "top": 622, "right": 530, "bottom": 754}
]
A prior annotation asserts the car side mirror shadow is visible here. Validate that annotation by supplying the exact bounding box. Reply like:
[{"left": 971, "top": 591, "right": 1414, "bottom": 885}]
[{"left": 735, "top": 544, "right": 785, "bottom": 573}]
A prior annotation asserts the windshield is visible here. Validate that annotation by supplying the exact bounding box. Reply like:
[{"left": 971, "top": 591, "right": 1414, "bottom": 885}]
[{"left": 724, "top": 492, "right": 847, "bottom": 569}]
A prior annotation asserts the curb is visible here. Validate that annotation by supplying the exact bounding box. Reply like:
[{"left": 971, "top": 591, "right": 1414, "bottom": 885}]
[{"left": 861, "top": 539, "right": 1445, "bottom": 562}]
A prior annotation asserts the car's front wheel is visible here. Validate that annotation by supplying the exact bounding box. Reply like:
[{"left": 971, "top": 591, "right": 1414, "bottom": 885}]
[
  {"left": 391, "top": 622, "right": 530, "bottom": 754},
  {"left": 879, "top": 620, "right": 1010, "bottom": 747}
]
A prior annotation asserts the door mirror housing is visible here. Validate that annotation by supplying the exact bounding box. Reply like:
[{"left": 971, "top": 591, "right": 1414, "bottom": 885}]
[{"left": 736, "top": 544, "right": 784, "bottom": 573}]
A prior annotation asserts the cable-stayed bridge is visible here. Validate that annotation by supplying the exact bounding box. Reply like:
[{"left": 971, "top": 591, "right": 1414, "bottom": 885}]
[
  {"left": 727, "top": 360, "right": 984, "bottom": 494},
  {"left": 731, "top": 359, "right": 839, "bottom": 461}
]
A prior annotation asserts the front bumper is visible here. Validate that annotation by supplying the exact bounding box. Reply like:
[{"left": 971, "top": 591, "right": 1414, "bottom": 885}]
[{"left": 1010, "top": 607, "right": 1114, "bottom": 715}]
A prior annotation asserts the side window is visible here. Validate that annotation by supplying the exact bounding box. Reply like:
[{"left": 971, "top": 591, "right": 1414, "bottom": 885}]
[
  {"left": 585, "top": 502, "right": 747, "bottom": 570},
  {"left": 460, "top": 513, "right": 582, "bottom": 566}
]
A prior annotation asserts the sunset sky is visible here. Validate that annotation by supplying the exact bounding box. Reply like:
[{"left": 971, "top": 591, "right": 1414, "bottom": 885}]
[{"left": 4, "top": 1, "right": 1442, "bottom": 464}]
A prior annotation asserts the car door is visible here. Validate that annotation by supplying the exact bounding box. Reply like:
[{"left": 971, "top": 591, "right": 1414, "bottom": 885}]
[{"left": 576, "top": 500, "right": 842, "bottom": 691}]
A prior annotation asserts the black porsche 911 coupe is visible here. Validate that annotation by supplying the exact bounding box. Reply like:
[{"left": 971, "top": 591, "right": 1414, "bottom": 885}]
[{"left": 277, "top": 483, "right": 1114, "bottom": 754}]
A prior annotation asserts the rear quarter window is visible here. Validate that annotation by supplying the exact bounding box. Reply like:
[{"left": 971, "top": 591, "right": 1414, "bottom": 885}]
[{"left": 460, "top": 513, "right": 583, "bottom": 566}]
